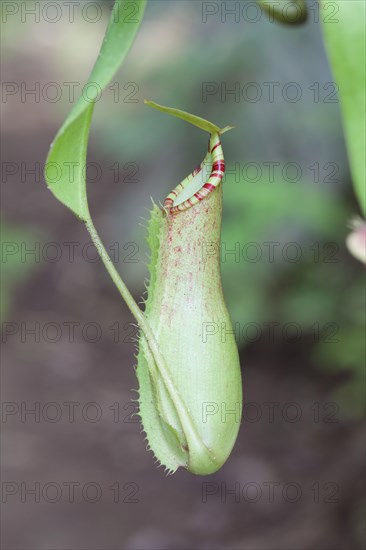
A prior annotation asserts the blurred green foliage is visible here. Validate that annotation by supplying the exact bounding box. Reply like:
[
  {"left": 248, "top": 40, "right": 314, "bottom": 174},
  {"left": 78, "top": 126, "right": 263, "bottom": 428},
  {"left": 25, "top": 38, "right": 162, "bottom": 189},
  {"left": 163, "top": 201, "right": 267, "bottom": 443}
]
[{"left": 0, "top": 222, "right": 41, "bottom": 322}]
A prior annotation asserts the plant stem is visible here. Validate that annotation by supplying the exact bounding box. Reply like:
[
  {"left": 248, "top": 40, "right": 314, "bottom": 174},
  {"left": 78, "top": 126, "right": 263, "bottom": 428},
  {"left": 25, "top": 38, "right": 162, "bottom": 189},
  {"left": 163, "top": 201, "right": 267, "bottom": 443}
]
[{"left": 85, "top": 218, "right": 145, "bottom": 327}]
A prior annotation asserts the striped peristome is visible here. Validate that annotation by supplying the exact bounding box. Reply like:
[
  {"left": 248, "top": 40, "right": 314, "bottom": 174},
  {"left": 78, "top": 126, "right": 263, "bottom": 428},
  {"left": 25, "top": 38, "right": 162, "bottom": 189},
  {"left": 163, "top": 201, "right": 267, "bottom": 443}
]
[
  {"left": 163, "top": 133, "right": 225, "bottom": 213},
  {"left": 136, "top": 102, "right": 242, "bottom": 476}
]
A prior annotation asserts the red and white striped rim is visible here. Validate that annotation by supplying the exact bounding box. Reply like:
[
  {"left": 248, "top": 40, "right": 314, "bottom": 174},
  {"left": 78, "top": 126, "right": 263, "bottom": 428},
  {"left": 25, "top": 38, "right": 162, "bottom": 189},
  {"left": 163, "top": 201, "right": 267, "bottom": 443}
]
[{"left": 163, "top": 133, "right": 225, "bottom": 214}]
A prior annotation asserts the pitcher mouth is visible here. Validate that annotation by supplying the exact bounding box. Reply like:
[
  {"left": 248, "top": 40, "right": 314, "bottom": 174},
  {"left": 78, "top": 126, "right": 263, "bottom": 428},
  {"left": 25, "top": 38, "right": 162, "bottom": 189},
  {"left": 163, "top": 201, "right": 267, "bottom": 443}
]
[{"left": 163, "top": 133, "right": 225, "bottom": 214}]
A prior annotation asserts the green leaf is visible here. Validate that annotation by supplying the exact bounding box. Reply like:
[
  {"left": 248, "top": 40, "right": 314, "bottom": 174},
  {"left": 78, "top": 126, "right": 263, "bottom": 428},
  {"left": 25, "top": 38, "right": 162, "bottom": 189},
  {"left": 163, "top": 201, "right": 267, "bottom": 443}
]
[
  {"left": 144, "top": 100, "right": 234, "bottom": 135},
  {"left": 45, "top": 0, "right": 147, "bottom": 221},
  {"left": 321, "top": 0, "right": 366, "bottom": 214}
]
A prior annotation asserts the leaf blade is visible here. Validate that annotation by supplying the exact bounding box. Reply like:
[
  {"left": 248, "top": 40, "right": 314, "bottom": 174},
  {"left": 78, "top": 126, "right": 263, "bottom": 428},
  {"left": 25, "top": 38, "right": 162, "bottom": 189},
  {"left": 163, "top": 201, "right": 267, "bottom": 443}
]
[
  {"left": 45, "top": 0, "right": 147, "bottom": 221},
  {"left": 321, "top": 0, "right": 366, "bottom": 214}
]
